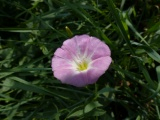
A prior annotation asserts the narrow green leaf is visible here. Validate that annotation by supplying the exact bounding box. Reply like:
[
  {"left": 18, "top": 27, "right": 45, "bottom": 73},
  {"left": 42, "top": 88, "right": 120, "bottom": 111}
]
[
  {"left": 125, "top": 19, "right": 149, "bottom": 45},
  {"left": 156, "top": 66, "right": 160, "bottom": 81},
  {"left": 8, "top": 76, "right": 69, "bottom": 99},
  {"left": 143, "top": 47, "right": 160, "bottom": 63},
  {"left": 0, "top": 93, "right": 15, "bottom": 101},
  {"left": 1, "top": 68, "right": 51, "bottom": 72},
  {"left": 126, "top": 19, "right": 160, "bottom": 63},
  {"left": 0, "top": 28, "right": 39, "bottom": 33},
  {"left": 106, "top": 0, "right": 133, "bottom": 52},
  {"left": 155, "top": 103, "right": 160, "bottom": 119}
]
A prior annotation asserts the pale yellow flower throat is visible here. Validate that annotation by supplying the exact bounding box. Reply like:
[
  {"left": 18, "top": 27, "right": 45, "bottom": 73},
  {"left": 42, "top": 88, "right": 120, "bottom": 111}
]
[{"left": 77, "top": 60, "right": 88, "bottom": 71}]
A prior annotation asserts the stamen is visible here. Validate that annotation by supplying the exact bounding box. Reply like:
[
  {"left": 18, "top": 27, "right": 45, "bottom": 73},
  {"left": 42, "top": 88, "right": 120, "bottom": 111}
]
[{"left": 77, "top": 60, "right": 88, "bottom": 71}]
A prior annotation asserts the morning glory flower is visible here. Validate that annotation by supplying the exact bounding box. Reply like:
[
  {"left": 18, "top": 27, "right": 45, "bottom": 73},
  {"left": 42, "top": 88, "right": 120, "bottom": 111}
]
[{"left": 51, "top": 34, "right": 112, "bottom": 87}]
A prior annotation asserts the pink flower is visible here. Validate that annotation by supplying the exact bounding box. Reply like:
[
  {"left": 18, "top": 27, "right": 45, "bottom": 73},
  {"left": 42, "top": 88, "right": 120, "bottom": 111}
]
[{"left": 51, "top": 34, "right": 112, "bottom": 87}]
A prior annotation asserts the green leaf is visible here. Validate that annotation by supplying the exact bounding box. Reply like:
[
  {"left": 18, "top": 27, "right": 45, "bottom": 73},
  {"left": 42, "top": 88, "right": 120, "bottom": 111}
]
[
  {"left": 98, "top": 87, "right": 117, "bottom": 95},
  {"left": 143, "top": 46, "right": 160, "bottom": 63},
  {"left": 67, "top": 101, "right": 103, "bottom": 118},
  {"left": 84, "top": 101, "right": 102, "bottom": 113},
  {"left": 7, "top": 76, "right": 69, "bottom": 99},
  {"left": 67, "top": 109, "right": 83, "bottom": 118},
  {"left": 156, "top": 66, "right": 160, "bottom": 81},
  {"left": 89, "top": 109, "right": 106, "bottom": 116},
  {"left": 2, "top": 78, "right": 14, "bottom": 92},
  {"left": 40, "top": 45, "right": 49, "bottom": 55},
  {"left": 126, "top": 20, "right": 160, "bottom": 63},
  {"left": 136, "top": 115, "right": 141, "bottom": 120}
]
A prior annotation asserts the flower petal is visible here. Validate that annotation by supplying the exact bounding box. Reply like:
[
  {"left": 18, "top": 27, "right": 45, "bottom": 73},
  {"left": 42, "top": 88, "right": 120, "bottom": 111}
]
[
  {"left": 85, "top": 57, "right": 112, "bottom": 85},
  {"left": 90, "top": 41, "right": 111, "bottom": 60},
  {"left": 86, "top": 36, "right": 101, "bottom": 57},
  {"left": 54, "top": 48, "right": 73, "bottom": 60},
  {"left": 62, "top": 38, "right": 77, "bottom": 56},
  {"left": 86, "top": 69, "right": 105, "bottom": 84},
  {"left": 51, "top": 56, "right": 72, "bottom": 71},
  {"left": 74, "top": 35, "right": 90, "bottom": 55},
  {"left": 54, "top": 68, "right": 75, "bottom": 83},
  {"left": 51, "top": 34, "right": 112, "bottom": 87},
  {"left": 62, "top": 34, "right": 90, "bottom": 56},
  {"left": 54, "top": 69, "right": 88, "bottom": 87},
  {"left": 69, "top": 72, "right": 88, "bottom": 87},
  {"left": 91, "top": 56, "right": 112, "bottom": 71}
]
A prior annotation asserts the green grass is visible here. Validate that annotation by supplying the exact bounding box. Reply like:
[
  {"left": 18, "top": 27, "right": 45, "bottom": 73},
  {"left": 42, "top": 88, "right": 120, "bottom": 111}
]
[{"left": 0, "top": 0, "right": 160, "bottom": 119}]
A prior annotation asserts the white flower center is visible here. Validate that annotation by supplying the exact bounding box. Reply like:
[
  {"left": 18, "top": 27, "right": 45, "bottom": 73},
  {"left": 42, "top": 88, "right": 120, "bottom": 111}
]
[{"left": 72, "top": 55, "right": 90, "bottom": 72}]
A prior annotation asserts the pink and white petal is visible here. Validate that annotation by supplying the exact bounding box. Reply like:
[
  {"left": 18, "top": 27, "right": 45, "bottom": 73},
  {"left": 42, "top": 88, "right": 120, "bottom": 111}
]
[
  {"left": 86, "top": 69, "right": 105, "bottom": 84},
  {"left": 75, "top": 35, "right": 90, "bottom": 55},
  {"left": 62, "top": 38, "right": 78, "bottom": 56},
  {"left": 54, "top": 69, "right": 88, "bottom": 87},
  {"left": 51, "top": 56, "right": 73, "bottom": 71},
  {"left": 54, "top": 48, "right": 73, "bottom": 60},
  {"left": 86, "top": 36, "right": 101, "bottom": 56},
  {"left": 54, "top": 68, "right": 76, "bottom": 84},
  {"left": 68, "top": 72, "right": 88, "bottom": 87},
  {"left": 91, "top": 56, "right": 112, "bottom": 71},
  {"left": 91, "top": 42, "right": 111, "bottom": 60}
]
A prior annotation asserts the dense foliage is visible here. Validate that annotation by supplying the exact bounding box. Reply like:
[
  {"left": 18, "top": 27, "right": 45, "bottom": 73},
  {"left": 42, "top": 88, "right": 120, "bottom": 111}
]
[{"left": 0, "top": 0, "right": 160, "bottom": 119}]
